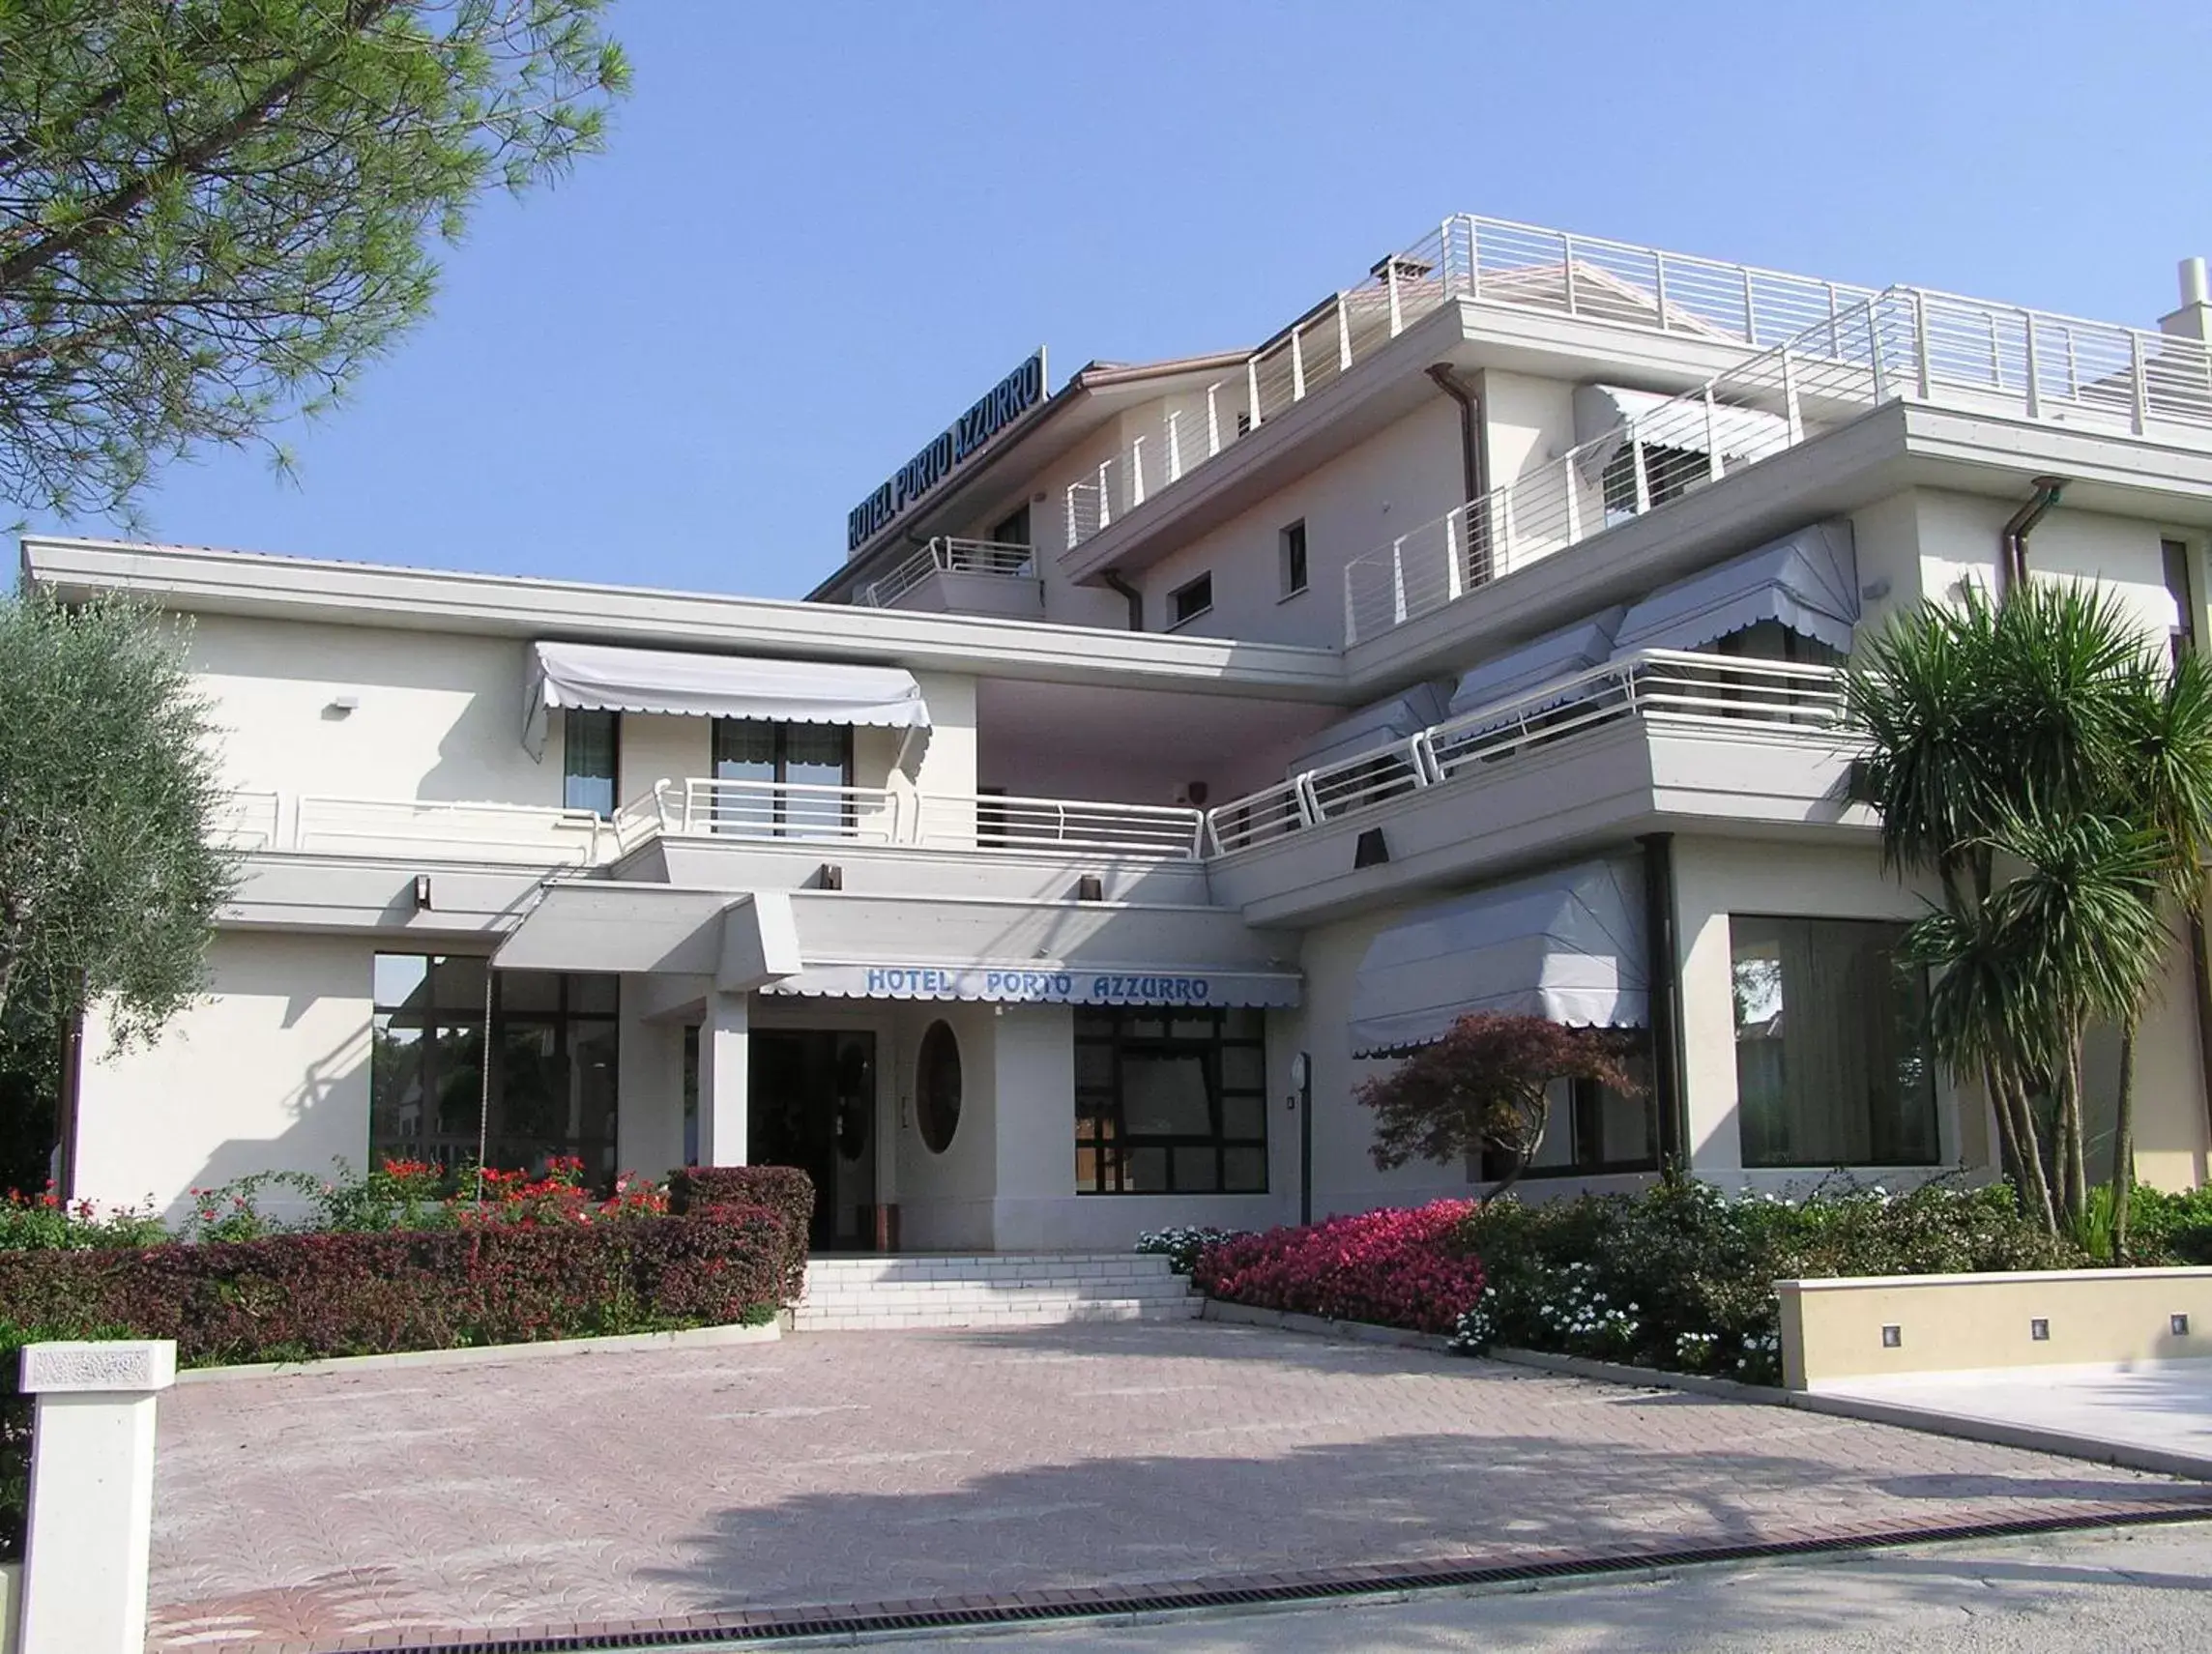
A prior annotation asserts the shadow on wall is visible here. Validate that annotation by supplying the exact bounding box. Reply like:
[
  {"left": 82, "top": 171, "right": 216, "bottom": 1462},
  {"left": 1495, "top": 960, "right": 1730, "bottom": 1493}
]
[{"left": 88, "top": 937, "right": 374, "bottom": 1227}]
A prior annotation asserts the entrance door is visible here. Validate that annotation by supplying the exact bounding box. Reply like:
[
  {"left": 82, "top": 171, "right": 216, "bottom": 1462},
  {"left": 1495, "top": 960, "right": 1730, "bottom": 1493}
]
[{"left": 747, "top": 1030, "right": 877, "bottom": 1250}]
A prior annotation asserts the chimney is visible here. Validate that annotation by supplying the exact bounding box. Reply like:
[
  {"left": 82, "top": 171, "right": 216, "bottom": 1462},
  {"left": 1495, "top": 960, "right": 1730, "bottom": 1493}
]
[{"left": 2161, "top": 257, "right": 2212, "bottom": 343}]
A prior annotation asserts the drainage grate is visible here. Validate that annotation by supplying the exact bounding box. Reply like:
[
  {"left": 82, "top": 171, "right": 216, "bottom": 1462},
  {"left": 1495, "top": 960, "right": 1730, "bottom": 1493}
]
[{"left": 322, "top": 1501, "right": 2212, "bottom": 1653}]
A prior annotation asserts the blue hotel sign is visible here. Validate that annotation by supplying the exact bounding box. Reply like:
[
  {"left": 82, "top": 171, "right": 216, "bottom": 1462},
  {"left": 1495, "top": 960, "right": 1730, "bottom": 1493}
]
[{"left": 846, "top": 349, "right": 1048, "bottom": 554}]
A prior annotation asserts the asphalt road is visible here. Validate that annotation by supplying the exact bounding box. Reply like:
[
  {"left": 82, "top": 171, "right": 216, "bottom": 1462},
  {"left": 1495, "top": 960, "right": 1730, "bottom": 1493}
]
[{"left": 892, "top": 1520, "right": 2212, "bottom": 1653}]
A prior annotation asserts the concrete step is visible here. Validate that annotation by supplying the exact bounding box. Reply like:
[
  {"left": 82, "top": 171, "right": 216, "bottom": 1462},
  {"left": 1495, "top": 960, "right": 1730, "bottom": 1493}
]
[{"left": 794, "top": 1252, "right": 1198, "bottom": 1331}]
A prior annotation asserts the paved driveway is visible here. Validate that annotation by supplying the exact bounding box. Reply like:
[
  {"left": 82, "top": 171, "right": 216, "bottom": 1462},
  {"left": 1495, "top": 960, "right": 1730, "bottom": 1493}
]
[{"left": 147, "top": 1321, "right": 2211, "bottom": 1652}]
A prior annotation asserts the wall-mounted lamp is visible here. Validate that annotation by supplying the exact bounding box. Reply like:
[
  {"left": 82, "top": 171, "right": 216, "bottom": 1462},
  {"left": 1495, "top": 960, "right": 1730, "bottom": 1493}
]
[
  {"left": 1076, "top": 874, "right": 1105, "bottom": 902},
  {"left": 413, "top": 874, "right": 433, "bottom": 911},
  {"left": 818, "top": 863, "right": 844, "bottom": 890},
  {"left": 324, "top": 692, "right": 360, "bottom": 719}
]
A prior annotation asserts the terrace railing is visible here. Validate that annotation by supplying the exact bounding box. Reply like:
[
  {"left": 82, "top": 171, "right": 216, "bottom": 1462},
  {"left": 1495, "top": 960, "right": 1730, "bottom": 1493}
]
[
  {"left": 1062, "top": 214, "right": 1878, "bottom": 555},
  {"left": 1204, "top": 651, "right": 1848, "bottom": 855},
  {"left": 1340, "top": 286, "right": 2212, "bottom": 644},
  {"left": 856, "top": 537, "right": 1038, "bottom": 608}
]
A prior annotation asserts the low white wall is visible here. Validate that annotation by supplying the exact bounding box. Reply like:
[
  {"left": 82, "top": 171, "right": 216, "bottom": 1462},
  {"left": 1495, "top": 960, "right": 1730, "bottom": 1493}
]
[{"left": 75, "top": 932, "right": 373, "bottom": 1221}]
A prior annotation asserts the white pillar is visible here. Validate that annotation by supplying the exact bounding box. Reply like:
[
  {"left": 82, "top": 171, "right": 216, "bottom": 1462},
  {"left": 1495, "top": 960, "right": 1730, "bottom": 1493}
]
[
  {"left": 696, "top": 990, "right": 749, "bottom": 1166},
  {"left": 19, "top": 1340, "right": 177, "bottom": 1654}
]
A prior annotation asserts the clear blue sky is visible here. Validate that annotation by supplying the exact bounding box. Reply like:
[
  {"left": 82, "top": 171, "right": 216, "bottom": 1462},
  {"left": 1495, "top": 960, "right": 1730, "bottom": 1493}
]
[{"left": 34, "top": 0, "right": 2212, "bottom": 599}]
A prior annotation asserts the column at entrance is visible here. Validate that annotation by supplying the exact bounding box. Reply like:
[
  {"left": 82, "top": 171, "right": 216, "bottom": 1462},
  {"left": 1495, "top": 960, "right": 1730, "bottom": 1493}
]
[{"left": 696, "top": 990, "right": 750, "bottom": 1166}]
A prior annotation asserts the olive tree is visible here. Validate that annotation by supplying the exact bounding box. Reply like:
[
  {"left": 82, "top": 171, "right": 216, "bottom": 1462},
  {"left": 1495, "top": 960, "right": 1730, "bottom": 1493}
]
[{"left": 0, "top": 591, "right": 236, "bottom": 1050}]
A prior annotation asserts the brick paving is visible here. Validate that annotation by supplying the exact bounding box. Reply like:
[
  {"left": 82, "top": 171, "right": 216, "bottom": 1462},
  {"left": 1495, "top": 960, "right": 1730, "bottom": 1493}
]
[{"left": 146, "top": 1321, "right": 2212, "bottom": 1651}]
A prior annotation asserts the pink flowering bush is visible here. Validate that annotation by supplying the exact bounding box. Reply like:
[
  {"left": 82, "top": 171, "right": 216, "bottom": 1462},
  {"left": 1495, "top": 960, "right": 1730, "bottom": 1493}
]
[{"left": 1192, "top": 1201, "right": 1486, "bottom": 1335}]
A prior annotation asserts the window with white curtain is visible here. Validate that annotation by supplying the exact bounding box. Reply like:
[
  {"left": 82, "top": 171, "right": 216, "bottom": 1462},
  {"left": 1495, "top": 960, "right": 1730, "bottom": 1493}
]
[{"left": 1731, "top": 915, "right": 1938, "bottom": 1168}]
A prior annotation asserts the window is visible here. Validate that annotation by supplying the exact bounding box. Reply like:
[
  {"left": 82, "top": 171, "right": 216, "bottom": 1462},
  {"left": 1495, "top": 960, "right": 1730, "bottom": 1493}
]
[
  {"left": 712, "top": 718, "right": 855, "bottom": 836},
  {"left": 1731, "top": 915, "right": 1938, "bottom": 1168},
  {"left": 1478, "top": 1053, "right": 1654, "bottom": 1182},
  {"left": 371, "top": 954, "right": 620, "bottom": 1185},
  {"left": 917, "top": 1021, "right": 962, "bottom": 1153},
  {"left": 562, "top": 709, "right": 620, "bottom": 817},
  {"left": 1075, "top": 1007, "right": 1266, "bottom": 1194},
  {"left": 1601, "top": 441, "right": 1704, "bottom": 526},
  {"left": 1168, "top": 572, "right": 1213, "bottom": 629},
  {"left": 1279, "top": 520, "right": 1309, "bottom": 598},
  {"left": 990, "top": 503, "right": 1033, "bottom": 548},
  {"left": 2164, "top": 537, "right": 2197, "bottom": 662}
]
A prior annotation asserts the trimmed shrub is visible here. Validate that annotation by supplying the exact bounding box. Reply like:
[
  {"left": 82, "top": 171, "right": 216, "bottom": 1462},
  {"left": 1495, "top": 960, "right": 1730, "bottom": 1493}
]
[
  {"left": 1455, "top": 1177, "right": 2084, "bottom": 1382},
  {"left": 669, "top": 1166, "right": 815, "bottom": 1299},
  {"left": 2118, "top": 1184, "right": 2212, "bottom": 1263},
  {"left": 1193, "top": 1202, "right": 1486, "bottom": 1336},
  {"left": 0, "top": 1205, "right": 792, "bottom": 1368}
]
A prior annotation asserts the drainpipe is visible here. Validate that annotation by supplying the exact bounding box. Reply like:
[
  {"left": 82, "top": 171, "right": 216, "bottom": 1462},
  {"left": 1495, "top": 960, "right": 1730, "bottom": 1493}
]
[
  {"left": 1101, "top": 569, "right": 1144, "bottom": 631},
  {"left": 1424, "top": 364, "right": 1488, "bottom": 503},
  {"left": 1999, "top": 477, "right": 2066, "bottom": 595},
  {"left": 1638, "top": 832, "right": 1690, "bottom": 1176}
]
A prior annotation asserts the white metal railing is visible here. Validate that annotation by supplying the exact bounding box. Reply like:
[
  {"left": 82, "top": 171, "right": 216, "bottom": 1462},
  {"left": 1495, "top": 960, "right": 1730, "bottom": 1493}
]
[
  {"left": 645, "top": 776, "right": 904, "bottom": 844},
  {"left": 1340, "top": 283, "right": 2212, "bottom": 644},
  {"left": 914, "top": 791, "right": 1208, "bottom": 857},
  {"left": 632, "top": 778, "right": 1208, "bottom": 860},
  {"left": 857, "top": 537, "right": 1038, "bottom": 608},
  {"left": 209, "top": 788, "right": 280, "bottom": 851},
  {"left": 1061, "top": 214, "right": 1879, "bottom": 557},
  {"left": 1204, "top": 651, "right": 1848, "bottom": 855},
  {"left": 291, "top": 796, "right": 607, "bottom": 863}
]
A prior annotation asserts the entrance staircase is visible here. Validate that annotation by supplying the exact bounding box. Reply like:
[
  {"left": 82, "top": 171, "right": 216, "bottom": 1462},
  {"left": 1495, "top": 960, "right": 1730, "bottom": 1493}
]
[{"left": 794, "top": 1252, "right": 1199, "bottom": 1332}]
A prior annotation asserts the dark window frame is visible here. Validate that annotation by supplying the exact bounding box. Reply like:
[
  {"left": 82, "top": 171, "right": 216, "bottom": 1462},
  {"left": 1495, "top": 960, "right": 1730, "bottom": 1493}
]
[
  {"left": 562, "top": 708, "right": 621, "bottom": 817},
  {"left": 711, "top": 717, "right": 857, "bottom": 835},
  {"left": 1074, "top": 1007, "right": 1266, "bottom": 1195},
  {"left": 1168, "top": 572, "right": 1214, "bottom": 629},
  {"left": 370, "top": 953, "right": 621, "bottom": 1186},
  {"left": 1729, "top": 913, "right": 1941, "bottom": 1170},
  {"left": 1279, "top": 520, "right": 1309, "bottom": 598}
]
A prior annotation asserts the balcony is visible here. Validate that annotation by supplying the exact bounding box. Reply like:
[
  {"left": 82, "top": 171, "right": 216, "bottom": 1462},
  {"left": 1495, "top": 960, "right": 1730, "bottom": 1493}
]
[
  {"left": 1207, "top": 650, "right": 1862, "bottom": 922},
  {"left": 851, "top": 537, "right": 1042, "bottom": 618},
  {"left": 615, "top": 776, "right": 1208, "bottom": 860},
  {"left": 211, "top": 792, "right": 609, "bottom": 864},
  {"left": 1341, "top": 285, "right": 2212, "bottom": 645},
  {"left": 1061, "top": 214, "right": 1878, "bottom": 558}
]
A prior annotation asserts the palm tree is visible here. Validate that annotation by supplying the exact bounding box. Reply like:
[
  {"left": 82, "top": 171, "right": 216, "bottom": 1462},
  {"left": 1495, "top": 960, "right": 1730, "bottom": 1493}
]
[
  {"left": 1848, "top": 581, "right": 2171, "bottom": 1235},
  {"left": 2106, "top": 649, "right": 2212, "bottom": 1256}
]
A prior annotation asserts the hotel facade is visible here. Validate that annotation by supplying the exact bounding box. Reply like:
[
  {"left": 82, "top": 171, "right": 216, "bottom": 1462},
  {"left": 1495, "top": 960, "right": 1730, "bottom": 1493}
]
[{"left": 26, "top": 214, "right": 2212, "bottom": 1250}]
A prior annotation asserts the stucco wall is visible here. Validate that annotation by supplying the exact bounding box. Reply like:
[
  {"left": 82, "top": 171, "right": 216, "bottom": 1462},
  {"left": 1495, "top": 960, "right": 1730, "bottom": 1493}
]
[
  {"left": 1136, "top": 399, "right": 1464, "bottom": 647},
  {"left": 188, "top": 614, "right": 559, "bottom": 809},
  {"left": 75, "top": 931, "right": 374, "bottom": 1220}
]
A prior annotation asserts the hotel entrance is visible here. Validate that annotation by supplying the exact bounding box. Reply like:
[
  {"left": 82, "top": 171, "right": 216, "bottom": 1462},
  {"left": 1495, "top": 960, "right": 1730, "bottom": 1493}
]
[{"left": 747, "top": 1030, "right": 878, "bottom": 1250}]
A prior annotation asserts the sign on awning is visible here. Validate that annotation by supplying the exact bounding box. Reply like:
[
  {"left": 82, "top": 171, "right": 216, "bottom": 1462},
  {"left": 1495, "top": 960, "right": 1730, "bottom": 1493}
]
[{"left": 762, "top": 963, "right": 1301, "bottom": 1008}]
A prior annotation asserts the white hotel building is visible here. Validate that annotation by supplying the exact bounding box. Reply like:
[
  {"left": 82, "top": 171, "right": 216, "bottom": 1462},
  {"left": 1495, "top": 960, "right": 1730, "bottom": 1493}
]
[{"left": 25, "top": 215, "right": 2212, "bottom": 1250}]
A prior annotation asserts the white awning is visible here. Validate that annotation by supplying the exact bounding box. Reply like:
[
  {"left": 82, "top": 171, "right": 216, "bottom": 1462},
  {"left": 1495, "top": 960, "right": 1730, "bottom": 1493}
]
[
  {"left": 1445, "top": 609, "right": 1625, "bottom": 726},
  {"left": 1572, "top": 383, "right": 1791, "bottom": 482},
  {"left": 1286, "top": 683, "right": 1451, "bottom": 775},
  {"left": 763, "top": 963, "right": 1300, "bottom": 1008},
  {"left": 1348, "top": 858, "right": 1647, "bottom": 1058},
  {"left": 523, "top": 642, "right": 929, "bottom": 757},
  {"left": 1611, "top": 520, "right": 1860, "bottom": 656}
]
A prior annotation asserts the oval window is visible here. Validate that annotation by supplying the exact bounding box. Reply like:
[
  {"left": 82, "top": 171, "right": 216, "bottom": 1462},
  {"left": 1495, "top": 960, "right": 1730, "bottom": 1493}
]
[{"left": 917, "top": 1021, "right": 962, "bottom": 1154}]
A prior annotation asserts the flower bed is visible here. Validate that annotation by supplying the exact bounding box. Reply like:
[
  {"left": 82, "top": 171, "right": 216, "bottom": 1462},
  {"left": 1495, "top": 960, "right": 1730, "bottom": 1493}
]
[
  {"left": 1178, "top": 1178, "right": 2091, "bottom": 1385},
  {"left": 1192, "top": 1202, "right": 1486, "bottom": 1336}
]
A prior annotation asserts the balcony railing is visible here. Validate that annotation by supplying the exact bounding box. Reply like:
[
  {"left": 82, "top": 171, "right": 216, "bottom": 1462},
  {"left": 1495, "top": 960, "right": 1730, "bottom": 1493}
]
[
  {"left": 1061, "top": 214, "right": 1877, "bottom": 556},
  {"left": 1204, "top": 650, "right": 1849, "bottom": 855},
  {"left": 856, "top": 537, "right": 1037, "bottom": 608},
  {"left": 1340, "top": 285, "right": 2212, "bottom": 644},
  {"left": 211, "top": 792, "right": 609, "bottom": 863},
  {"left": 623, "top": 777, "right": 1209, "bottom": 860}
]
